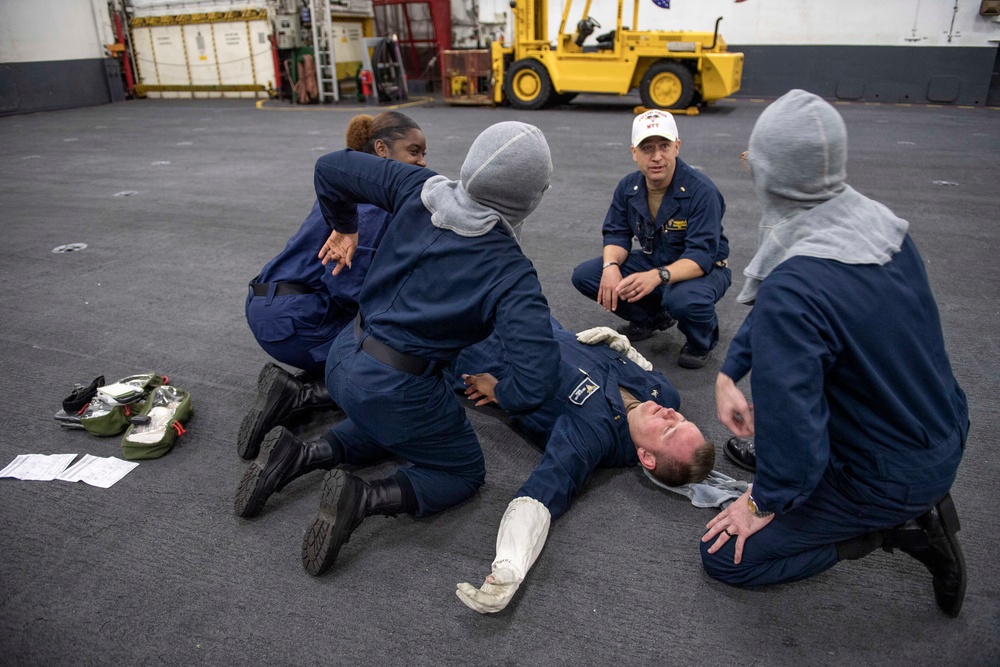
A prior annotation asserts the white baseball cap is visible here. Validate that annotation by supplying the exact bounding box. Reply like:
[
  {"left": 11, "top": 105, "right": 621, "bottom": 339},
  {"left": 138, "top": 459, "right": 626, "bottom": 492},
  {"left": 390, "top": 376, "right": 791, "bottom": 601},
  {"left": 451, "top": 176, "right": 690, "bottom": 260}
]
[{"left": 631, "top": 109, "right": 679, "bottom": 147}]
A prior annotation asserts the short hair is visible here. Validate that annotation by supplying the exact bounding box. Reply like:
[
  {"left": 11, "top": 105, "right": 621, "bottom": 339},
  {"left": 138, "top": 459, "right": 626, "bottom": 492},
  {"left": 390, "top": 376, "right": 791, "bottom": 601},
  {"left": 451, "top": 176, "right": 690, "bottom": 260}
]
[
  {"left": 344, "top": 111, "right": 420, "bottom": 155},
  {"left": 649, "top": 440, "right": 716, "bottom": 487}
]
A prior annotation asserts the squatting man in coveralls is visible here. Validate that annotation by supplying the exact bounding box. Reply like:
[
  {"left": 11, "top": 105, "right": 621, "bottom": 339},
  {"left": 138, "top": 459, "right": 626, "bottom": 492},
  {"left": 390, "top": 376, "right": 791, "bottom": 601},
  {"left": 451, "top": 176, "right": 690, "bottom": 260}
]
[
  {"left": 572, "top": 109, "right": 732, "bottom": 369},
  {"left": 235, "top": 122, "right": 564, "bottom": 577},
  {"left": 451, "top": 317, "right": 716, "bottom": 613},
  {"left": 700, "top": 90, "right": 969, "bottom": 617}
]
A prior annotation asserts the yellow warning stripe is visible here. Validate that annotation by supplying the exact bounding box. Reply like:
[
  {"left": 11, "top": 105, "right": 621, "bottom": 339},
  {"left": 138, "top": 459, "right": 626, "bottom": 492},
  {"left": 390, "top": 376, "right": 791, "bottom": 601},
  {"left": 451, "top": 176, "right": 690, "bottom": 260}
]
[
  {"left": 254, "top": 96, "right": 436, "bottom": 112},
  {"left": 335, "top": 61, "right": 363, "bottom": 80},
  {"left": 131, "top": 9, "right": 267, "bottom": 27},
  {"left": 137, "top": 84, "right": 267, "bottom": 93}
]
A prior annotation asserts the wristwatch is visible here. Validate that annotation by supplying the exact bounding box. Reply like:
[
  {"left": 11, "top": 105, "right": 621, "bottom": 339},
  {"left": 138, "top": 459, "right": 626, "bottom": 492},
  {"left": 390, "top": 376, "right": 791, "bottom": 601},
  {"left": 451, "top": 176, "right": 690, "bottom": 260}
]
[
  {"left": 602, "top": 261, "right": 620, "bottom": 270},
  {"left": 658, "top": 267, "right": 671, "bottom": 285},
  {"left": 747, "top": 493, "right": 774, "bottom": 518}
]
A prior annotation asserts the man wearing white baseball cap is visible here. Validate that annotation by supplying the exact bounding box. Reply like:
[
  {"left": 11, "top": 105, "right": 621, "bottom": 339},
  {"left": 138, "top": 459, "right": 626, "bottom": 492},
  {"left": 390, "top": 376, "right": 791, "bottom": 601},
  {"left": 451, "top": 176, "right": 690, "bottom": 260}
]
[{"left": 572, "top": 109, "right": 731, "bottom": 368}]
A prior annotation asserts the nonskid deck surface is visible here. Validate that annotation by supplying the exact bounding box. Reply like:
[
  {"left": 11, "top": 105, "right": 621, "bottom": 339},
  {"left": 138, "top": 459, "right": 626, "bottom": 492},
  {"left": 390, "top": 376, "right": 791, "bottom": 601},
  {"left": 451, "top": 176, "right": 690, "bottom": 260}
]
[{"left": 1, "top": 96, "right": 997, "bottom": 666}]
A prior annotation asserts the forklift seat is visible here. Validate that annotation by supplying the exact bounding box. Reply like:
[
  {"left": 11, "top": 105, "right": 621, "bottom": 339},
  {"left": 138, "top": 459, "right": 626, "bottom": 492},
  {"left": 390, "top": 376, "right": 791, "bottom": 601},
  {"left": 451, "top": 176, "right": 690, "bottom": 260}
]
[{"left": 596, "top": 28, "right": 627, "bottom": 49}]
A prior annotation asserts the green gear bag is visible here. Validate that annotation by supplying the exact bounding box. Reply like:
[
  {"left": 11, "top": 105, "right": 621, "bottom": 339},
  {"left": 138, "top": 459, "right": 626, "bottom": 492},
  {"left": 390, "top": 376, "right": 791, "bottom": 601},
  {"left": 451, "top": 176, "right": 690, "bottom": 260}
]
[
  {"left": 80, "top": 373, "right": 167, "bottom": 437},
  {"left": 120, "top": 385, "right": 193, "bottom": 460}
]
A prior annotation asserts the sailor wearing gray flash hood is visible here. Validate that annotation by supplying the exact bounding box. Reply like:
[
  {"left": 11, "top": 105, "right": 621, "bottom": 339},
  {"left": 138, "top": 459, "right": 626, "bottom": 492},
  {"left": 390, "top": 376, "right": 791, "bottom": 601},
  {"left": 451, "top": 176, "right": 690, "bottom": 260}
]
[
  {"left": 421, "top": 121, "right": 549, "bottom": 242},
  {"left": 701, "top": 90, "right": 969, "bottom": 617},
  {"left": 282, "top": 122, "right": 560, "bottom": 578}
]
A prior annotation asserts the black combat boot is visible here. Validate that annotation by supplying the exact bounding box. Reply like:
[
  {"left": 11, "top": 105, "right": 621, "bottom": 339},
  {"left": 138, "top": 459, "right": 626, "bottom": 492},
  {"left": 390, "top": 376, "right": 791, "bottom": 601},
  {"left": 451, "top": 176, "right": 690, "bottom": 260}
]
[
  {"left": 835, "top": 532, "right": 883, "bottom": 561},
  {"left": 617, "top": 310, "right": 676, "bottom": 343},
  {"left": 301, "top": 470, "right": 414, "bottom": 576},
  {"left": 723, "top": 437, "right": 757, "bottom": 472},
  {"left": 881, "top": 493, "right": 967, "bottom": 618},
  {"left": 236, "top": 363, "right": 337, "bottom": 460},
  {"left": 233, "top": 426, "right": 341, "bottom": 518}
]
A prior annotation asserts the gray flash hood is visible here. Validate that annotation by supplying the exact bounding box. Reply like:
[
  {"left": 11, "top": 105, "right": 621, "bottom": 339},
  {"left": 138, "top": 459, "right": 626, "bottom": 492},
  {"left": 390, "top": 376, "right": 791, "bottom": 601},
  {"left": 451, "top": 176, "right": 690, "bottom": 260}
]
[
  {"left": 738, "top": 89, "right": 909, "bottom": 304},
  {"left": 421, "top": 121, "right": 552, "bottom": 244}
]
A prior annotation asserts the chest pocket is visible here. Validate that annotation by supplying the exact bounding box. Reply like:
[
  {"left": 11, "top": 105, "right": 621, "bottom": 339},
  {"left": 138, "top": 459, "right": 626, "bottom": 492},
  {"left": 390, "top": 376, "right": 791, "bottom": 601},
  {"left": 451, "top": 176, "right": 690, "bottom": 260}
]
[
  {"left": 651, "top": 197, "right": 686, "bottom": 261},
  {"left": 662, "top": 217, "right": 688, "bottom": 255}
]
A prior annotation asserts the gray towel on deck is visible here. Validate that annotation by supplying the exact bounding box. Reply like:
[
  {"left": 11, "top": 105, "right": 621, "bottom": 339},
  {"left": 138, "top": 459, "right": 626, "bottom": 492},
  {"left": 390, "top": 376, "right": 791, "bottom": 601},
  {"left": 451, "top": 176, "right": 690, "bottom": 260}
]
[{"left": 643, "top": 468, "right": 748, "bottom": 509}]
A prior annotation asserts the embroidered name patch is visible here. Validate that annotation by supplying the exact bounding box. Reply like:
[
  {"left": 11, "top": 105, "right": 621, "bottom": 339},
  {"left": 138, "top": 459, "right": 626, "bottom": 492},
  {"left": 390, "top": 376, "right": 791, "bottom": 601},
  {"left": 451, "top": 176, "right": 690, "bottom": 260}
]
[
  {"left": 569, "top": 376, "right": 600, "bottom": 405},
  {"left": 665, "top": 218, "right": 687, "bottom": 231}
]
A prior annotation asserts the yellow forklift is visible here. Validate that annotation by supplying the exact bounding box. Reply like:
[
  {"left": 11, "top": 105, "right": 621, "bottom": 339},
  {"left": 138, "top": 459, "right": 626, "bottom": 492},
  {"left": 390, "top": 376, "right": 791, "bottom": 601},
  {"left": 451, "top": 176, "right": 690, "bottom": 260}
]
[{"left": 491, "top": 0, "right": 743, "bottom": 110}]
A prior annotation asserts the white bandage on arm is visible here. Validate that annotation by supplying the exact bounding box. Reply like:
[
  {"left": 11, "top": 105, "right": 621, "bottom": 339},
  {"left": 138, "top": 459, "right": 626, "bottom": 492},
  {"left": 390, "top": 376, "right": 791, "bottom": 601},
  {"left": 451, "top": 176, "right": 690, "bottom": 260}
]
[{"left": 456, "top": 496, "right": 551, "bottom": 614}]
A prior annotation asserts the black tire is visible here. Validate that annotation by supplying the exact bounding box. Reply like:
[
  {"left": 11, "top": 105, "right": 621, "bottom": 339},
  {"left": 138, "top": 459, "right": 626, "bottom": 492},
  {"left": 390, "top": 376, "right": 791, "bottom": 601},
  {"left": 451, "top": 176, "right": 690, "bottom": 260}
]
[
  {"left": 639, "top": 60, "right": 695, "bottom": 110},
  {"left": 503, "top": 59, "right": 553, "bottom": 110},
  {"left": 549, "top": 92, "right": 579, "bottom": 107}
]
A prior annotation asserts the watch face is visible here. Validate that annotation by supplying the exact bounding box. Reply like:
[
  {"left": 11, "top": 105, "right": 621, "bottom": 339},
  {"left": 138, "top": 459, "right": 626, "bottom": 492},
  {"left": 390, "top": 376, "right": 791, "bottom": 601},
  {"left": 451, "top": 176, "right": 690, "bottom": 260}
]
[{"left": 659, "top": 268, "right": 670, "bottom": 284}]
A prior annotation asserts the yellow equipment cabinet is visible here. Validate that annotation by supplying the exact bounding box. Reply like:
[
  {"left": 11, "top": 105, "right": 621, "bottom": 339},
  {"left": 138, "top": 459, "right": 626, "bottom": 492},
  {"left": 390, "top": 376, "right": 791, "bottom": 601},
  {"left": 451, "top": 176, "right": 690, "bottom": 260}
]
[{"left": 492, "top": 0, "right": 743, "bottom": 110}]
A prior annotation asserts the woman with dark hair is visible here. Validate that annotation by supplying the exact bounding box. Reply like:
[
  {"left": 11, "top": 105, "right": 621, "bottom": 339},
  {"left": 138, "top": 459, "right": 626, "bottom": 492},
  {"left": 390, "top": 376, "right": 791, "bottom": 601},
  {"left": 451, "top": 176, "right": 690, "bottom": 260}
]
[{"left": 239, "top": 112, "right": 426, "bottom": 460}]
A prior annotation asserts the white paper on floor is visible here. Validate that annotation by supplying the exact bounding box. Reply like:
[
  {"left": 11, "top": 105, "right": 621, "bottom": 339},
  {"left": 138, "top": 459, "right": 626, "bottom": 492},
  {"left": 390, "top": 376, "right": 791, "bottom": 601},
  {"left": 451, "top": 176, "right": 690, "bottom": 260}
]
[
  {"left": 56, "top": 454, "right": 138, "bottom": 488},
  {"left": 0, "top": 453, "right": 138, "bottom": 488},
  {"left": 0, "top": 453, "right": 79, "bottom": 481}
]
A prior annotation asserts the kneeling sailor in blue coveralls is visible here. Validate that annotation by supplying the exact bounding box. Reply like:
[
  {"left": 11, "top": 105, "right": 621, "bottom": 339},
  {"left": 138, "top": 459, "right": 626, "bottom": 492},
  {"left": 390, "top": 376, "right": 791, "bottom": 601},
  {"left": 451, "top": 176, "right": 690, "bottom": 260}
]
[
  {"left": 701, "top": 91, "right": 970, "bottom": 617},
  {"left": 451, "top": 318, "right": 717, "bottom": 614},
  {"left": 234, "top": 122, "right": 561, "bottom": 577},
  {"left": 238, "top": 112, "right": 428, "bottom": 461}
]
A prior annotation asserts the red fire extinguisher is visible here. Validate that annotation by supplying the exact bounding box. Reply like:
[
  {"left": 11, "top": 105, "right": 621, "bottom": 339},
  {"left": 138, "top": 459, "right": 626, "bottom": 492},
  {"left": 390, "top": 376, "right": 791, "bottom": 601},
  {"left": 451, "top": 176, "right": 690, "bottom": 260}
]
[{"left": 360, "top": 70, "right": 374, "bottom": 98}]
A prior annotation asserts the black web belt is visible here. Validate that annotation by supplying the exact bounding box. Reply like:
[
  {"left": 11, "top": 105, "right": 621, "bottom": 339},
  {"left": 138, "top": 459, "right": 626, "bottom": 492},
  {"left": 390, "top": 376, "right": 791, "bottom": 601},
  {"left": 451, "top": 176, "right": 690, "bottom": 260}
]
[
  {"left": 354, "top": 316, "right": 447, "bottom": 376},
  {"left": 251, "top": 282, "right": 313, "bottom": 297}
]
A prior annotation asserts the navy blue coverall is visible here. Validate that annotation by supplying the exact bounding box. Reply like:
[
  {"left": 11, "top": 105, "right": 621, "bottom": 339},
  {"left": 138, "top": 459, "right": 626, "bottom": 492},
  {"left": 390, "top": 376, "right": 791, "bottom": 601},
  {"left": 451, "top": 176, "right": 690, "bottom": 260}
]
[
  {"left": 245, "top": 200, "right": 392, "bottom": 377},
  {"left": 572, "top": 159, "right": 732, "bottom": 355},
  {"left": 315, "top": 150, "right": 560, "bottom": 517},
  {"left": 701, "top": 237, "right": 969, "bottom": 586},
  {"left": 452, "top": 319, "right": 681, "bottom": 520}
]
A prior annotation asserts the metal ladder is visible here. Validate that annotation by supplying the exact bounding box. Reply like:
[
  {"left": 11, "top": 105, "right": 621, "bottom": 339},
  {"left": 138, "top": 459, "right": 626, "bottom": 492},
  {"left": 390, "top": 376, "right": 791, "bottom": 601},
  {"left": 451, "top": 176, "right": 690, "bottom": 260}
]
[{"left": 308, "top": 0, "right": 339, "bottom": 102}]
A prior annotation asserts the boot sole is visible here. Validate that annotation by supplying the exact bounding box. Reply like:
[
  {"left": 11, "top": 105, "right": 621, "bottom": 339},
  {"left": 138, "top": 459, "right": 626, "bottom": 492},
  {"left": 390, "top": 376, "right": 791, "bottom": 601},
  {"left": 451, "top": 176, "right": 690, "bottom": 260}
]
[
  {"left": 233, "top": 429, "right": 283, "bottom": 518},
  {"left": 302, "top": 470, "right": 350, "bottom": 576},
  {"left": 934, "top": 494, "right": 967, "bottom": 618},
  {"left": 236, "top": 363, "right": 290, "bottom": 460}
]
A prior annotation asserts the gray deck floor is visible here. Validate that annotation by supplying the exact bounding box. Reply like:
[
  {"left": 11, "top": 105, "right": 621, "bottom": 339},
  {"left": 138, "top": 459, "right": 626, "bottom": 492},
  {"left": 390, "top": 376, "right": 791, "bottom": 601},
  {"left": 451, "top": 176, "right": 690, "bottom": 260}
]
[{"left": 1, "top": 93, "right": 998, "bottom": 665}]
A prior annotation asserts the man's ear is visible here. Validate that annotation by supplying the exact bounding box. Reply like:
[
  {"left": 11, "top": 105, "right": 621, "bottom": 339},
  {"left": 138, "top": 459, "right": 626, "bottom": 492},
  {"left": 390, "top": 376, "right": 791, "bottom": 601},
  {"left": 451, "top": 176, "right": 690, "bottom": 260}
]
[
  {"left": 630, "top": 146, "right": 639, "bottom": 164},
  {"left": 637, "top": 447, "right": 656, "bottom": 471}
]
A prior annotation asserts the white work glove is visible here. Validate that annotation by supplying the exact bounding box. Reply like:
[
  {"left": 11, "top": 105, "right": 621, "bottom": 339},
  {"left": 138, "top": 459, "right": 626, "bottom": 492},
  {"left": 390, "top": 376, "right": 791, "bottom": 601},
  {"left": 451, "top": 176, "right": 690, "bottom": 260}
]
[
  {"left": 456, "top": 496, "right": 551, "bottom": 614},
  {"left": 575, "top": 327, "right": 653, "bottom": 371}
]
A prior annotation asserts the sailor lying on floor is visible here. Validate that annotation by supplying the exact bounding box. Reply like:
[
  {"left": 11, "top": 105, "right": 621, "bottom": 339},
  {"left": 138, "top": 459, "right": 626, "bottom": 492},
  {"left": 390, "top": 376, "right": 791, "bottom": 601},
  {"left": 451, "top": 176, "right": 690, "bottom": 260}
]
[{"left": 452, "top": 317, "right": 724, "bottom": 614}]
